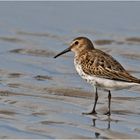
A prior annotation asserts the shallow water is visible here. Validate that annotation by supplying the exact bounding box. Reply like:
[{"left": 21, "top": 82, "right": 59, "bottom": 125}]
[{"left": 0, "top": 2, "right": 140, "bottom": 139}]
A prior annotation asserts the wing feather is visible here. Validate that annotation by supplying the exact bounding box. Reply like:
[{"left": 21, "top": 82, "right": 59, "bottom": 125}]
[{"left": 78, "top": 49, "right": 140, "bottom": 83}]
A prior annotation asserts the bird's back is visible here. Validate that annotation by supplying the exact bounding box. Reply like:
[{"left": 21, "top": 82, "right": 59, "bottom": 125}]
[{"left": 75, "top": 49, "right": 140, "bottom": 84}]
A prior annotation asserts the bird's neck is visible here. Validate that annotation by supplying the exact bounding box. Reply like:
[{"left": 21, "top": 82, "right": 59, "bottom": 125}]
[{"left": 74, "top": 50, "right": 88, "bottom": 63}]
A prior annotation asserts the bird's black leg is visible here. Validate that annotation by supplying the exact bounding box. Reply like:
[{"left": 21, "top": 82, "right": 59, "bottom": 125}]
[
  {"left": 104, "top": 90, "right": 111, "bottom": 116},
  {"left": 91, "top": 87, "right": 98, "bottom": 114},
  {"left": 83, "top": 87, "right": 98, "bottom": 115}
]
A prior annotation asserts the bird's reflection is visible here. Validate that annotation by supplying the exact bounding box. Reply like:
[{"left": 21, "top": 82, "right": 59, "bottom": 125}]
[{"left": 92, "top": 116, "right": 111, "bottom": 138}]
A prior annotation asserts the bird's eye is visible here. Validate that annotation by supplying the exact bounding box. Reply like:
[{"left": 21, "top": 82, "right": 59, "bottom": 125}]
[{"left": 74, "top": 41, "right": 79, "bottom": 45}]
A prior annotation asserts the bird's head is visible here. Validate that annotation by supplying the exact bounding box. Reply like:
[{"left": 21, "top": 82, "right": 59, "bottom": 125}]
[{"left": 54, "top": 37, "right": 94, "bottom": 58}]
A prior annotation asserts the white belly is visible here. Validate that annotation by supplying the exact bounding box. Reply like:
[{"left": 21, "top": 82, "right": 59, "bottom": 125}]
[{"left": 74, "top": 60, "right": 139, "bottom": 91}]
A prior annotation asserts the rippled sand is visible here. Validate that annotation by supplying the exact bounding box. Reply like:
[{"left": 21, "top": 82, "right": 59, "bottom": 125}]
[
  {"left": 0, "top": 30, "right": 139, "bottom": 139},
  {"left": 0, "top": 2, "right": 140, "bottom": 139}
]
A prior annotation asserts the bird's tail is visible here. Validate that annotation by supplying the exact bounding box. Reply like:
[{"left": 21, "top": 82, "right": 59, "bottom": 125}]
[{"left": 133, "top": 78, "right": 140, "bottom": 84}]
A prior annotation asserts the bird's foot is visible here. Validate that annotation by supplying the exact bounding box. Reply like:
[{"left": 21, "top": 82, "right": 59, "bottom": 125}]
[
  {"left": 104, "top": 111, "right": 111, "bottom": 116},
  {"left": 82, "top": 110, "right": 97, "bottom": 115}
]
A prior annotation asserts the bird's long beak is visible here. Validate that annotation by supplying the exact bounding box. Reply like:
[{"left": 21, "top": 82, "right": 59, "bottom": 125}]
[{"left": 54, "top": 47, "right": 71, "bottom": 58}]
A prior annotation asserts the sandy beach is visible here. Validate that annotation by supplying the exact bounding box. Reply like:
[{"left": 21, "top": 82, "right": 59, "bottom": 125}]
[{"left": 0, "top": 2, "right": 140, "bottom": 139}]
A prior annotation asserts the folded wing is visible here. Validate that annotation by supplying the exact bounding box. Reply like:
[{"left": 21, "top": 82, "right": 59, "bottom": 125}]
[{"left": 80, "top": 49, "right": 140, "bottom": 84}]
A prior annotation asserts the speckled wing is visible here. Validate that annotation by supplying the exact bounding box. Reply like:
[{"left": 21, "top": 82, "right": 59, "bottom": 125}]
[{"left": 79, "top": 49, "right": 140, "bottom": 83}]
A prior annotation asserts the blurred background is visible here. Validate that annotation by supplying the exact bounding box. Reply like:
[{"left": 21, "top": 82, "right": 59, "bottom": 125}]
[{"left": 0, "top": 1, "right": 140, "bottom": 139}]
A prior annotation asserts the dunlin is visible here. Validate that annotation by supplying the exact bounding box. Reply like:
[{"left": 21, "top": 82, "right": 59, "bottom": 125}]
[{"left": 54, "top": 37, "right": 140, "bottom": 116}]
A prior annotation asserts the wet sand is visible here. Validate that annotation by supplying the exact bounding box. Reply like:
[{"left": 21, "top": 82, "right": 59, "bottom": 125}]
[
  {"left": 0, "top": 31, "right": 140, "bottom": 139},
  {"left": 0, "top": 2, "right": 140, "bottom": 139}
]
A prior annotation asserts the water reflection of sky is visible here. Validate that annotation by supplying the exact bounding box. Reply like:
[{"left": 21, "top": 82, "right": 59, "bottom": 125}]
[
  {"left": 0, "top": 2, "right": 140, "bottom": 36},
  {"left": 0, "top": 2, "right": 140, "bottom": 139}
]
